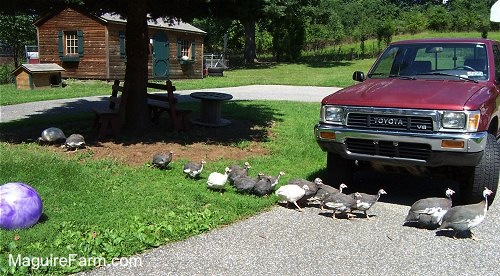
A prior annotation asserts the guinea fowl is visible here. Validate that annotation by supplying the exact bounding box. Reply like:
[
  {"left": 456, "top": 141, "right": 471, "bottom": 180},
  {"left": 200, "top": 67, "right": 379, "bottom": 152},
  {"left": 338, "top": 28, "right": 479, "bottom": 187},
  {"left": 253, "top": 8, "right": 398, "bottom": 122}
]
[
  {"left": 207, "top": 167, "right": 231, "bottom": 193},
  {"left": 152, "top": 151, "right": 173, "bottom": 170},
  {"left": 252, "top": 175, "right": 274, "bottom": 196},
  {"left": 287, "top": 178, "right": 321, "bottom": 201},
  {"left": 438, "top": 187, "right": 493, "bottom": 240},
  {"left": 183, "top": 160, "right": 206, "bottom": 179},
  {"left": 404, "top": 188, "right": 455, "bottom": 228},
  {"left": 308, "top": 183, "right": 348, "bottom": 209},
  {"left": 234, "top": 173, "right": 264, "bottom": 194},
  {"left": 322, "top": 190, "right": 357, "bottom": 219},
  {"left": 228, "top": 162, "right": 251, "bottom": 185},
  {"left": 275, "top": 184, "right": 309, "bottom": 212},
  {"left": 64, "top": 134, "right": 86, "bottom": 150},
  {"left": 352, "top": 189, "right": 387, "bottom": 219},
  {"left": 37, "top": 127, "right": 66, "bottom": 145},
  {"left": 266, "top": 171, "right": 285, "bottom": 187}
]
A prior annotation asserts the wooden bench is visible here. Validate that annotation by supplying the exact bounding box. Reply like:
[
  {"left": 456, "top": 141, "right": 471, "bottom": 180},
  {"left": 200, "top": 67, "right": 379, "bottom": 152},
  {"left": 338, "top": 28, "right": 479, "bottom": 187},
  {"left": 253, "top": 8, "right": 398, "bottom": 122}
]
[
  {"left": 92, "top": 80, "right": 126, "bottom": 138},
  {"left": 93, "top": 80, "right": 191, "bottom": 137},
  {"left": 147, "top": 80, "right": 192, "bottom": 132}
]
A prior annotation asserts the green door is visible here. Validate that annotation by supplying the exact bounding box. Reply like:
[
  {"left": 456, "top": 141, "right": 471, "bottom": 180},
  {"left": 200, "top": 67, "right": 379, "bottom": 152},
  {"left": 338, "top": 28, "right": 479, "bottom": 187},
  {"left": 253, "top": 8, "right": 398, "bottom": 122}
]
[{"left": 152, "top": 32, "right": 169, "bottom": 79}]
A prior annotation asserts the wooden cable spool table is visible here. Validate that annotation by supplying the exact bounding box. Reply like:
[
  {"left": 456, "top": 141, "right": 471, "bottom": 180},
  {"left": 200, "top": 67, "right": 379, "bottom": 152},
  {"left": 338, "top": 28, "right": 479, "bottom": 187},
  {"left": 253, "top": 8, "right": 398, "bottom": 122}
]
[{"left": 190, "top": 92, "right": 233, "bottom": 127}]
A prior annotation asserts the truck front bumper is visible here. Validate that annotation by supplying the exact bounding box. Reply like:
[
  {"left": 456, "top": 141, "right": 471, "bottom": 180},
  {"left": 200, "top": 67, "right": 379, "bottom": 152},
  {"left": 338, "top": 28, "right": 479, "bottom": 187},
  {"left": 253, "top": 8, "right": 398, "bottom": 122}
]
[{"left": 314, "top": 124, "right": 487, "bottom": 167}]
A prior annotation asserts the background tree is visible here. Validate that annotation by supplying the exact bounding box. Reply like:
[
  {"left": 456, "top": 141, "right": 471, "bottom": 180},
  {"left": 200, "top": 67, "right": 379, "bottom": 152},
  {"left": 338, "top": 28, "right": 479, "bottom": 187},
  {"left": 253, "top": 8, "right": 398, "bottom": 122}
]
[
  {"left": 302, "top": 0, "right": 344, "bottom": 51},
  {"left": 207, "top": 0, "right": 270, "bottom": 64},
  {"left": 375, "top": 20, "right": 396, "bottom": 51},
  {"left": 192, "top": 18, "right": 245, "bottom": 61},
  {"left": 269, "top": 1, "right": 306, "bottom": 62},
  {"left": 0, "top": 14, "right": 38, "bottom": 67},
  {"left": 425, "top": 4, "right": 451, "bottom": 32},
  {"left": 399, "top": 7, "right": 428, "bottom": 35}
]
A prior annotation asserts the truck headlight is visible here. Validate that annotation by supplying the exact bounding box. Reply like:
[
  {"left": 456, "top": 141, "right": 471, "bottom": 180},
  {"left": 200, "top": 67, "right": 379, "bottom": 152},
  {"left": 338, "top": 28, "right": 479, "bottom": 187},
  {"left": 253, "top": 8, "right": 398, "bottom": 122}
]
[
  {"left": 442, "top": 112, "right": 466, "bottom": 129},
  {"left": 322, "top": 106, "right": 344, "bottom": 124},
  {"left": 442, "top": 111, "right": 480, "bottom": 131}
]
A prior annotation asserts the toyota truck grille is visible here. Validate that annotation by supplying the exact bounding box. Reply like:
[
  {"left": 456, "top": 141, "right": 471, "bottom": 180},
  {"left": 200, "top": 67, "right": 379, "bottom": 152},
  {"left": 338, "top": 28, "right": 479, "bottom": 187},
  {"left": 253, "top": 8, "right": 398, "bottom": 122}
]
[
  {"left": 345, "top": 138, "right": 432, "bottom": 160},
  {"left": 347, "top": 113, "right": 433, "bottom": 132}
]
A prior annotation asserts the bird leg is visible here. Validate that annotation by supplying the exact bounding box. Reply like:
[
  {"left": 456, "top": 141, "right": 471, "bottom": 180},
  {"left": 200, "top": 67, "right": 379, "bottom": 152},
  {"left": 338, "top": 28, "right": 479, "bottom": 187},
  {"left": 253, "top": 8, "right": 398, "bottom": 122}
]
[
  {"left": 470, "top": 231, "right": 481, "bottom": 241},
  {"left": 364, "top": 211, "right": 371, "bottom": 220},
  {"left": 346, "top": 212, "right": 356, "bottom": 220},
  {"left": 293, "top": 201, "right": 303, "bottom": 212},
  {"left": 332, "top": 212, "right": 338, "bottom": 220}
]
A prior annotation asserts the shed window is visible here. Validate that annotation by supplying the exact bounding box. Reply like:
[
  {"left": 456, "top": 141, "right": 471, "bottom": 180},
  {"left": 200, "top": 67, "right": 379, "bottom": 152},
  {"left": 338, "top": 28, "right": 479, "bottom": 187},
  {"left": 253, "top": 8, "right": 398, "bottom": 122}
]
[
  {"left": 181, "top": 39, "right": 191, "bottom": 58},
  {"left": 58, "top": 30, "right": 84, "bottom": 61},
  {"left": 177, "top": 38, "right": 195, "bottom": 63},
  {"left": 65, "top": 32, "right": 78, "bottom": 55},
  {"left": 119, "top": 31, "right": 126, "bottom": 59}
]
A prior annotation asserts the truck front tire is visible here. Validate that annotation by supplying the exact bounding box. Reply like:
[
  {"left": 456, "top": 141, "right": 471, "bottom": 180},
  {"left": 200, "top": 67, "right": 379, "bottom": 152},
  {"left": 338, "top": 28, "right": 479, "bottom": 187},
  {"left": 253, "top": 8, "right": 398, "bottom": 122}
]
[
  {"left": 326, "top": 152, "right": 355, "bottom": 188},
  {"left": 460, "top": 133, "right": 499, "bottom": 205}
]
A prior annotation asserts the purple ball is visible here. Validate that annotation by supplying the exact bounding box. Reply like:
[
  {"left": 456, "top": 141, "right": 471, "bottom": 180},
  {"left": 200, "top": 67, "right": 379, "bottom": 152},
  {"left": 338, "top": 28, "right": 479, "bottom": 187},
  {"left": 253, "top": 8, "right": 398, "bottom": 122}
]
[{"left": 0, "top": 182, "right": 43, "bottom": 230}]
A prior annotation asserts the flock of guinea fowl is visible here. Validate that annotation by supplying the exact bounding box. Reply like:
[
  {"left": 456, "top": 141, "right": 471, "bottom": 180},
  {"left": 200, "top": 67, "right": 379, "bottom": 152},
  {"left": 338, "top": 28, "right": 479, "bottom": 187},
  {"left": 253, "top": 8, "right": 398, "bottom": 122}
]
[
  {"left": 152, "top": 151, "right": 494, "bottom": 241},
  {"left": 35, "top": 127, "right": 494, "bottom": 240}
]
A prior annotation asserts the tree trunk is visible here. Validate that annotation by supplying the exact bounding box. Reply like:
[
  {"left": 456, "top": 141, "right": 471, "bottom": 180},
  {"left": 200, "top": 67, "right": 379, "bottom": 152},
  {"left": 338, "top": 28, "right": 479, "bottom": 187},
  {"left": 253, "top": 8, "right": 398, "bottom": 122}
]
[
  {"left": 243, "top": 19, "right": 256, "bottom": 64},
  {"left": 122, "top": 0, "right": 150, "bottom": 131},
  {"left": 13, "top": 45, "right": 19, "bottom": 68}
]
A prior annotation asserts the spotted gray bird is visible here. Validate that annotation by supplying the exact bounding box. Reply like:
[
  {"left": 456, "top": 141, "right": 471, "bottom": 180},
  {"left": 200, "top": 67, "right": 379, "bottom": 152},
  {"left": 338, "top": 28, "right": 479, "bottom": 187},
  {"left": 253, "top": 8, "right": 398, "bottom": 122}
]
[
  {"left": 37, "top": 127, "right": 66, "bottom": 144},
  {"left": 308, "top": 183, "right": 347, "bottom": 209},
  {"left": 252, "top": 175, "right": 274, "bottom": 196},
  {"left": 405, "top": 188, "right": 455, "bottom": 228},
  {"left": 228, "top": 162, "right": 251, "bottom": 185},
  {"left": 152, "top": 150, "right": 173, "bottom": 170},
  {"left": 234, "top": 173, "right": 264, "bottom": 194},
  {"left": 183, "top": 160, "right": 206, "bottom": 179},
  {"left": 438, "top": 187, "right": 493, "bottom": 240},
  {"left": 322, "top": 190, "right": 357, "bottom": 220},
  {"left": 352, "top": 189, "right": 387, "bottom": 219},
  {"left": 64, "top": 134, "right": 86, "bottom": 150}
]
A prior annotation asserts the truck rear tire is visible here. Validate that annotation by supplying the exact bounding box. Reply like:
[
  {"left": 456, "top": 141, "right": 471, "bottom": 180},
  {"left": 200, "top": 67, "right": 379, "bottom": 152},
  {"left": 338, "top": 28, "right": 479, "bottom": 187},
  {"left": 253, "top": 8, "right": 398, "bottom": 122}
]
[
  {"left": 326, "top": 152, "right": 355, "bottom": 187},
  {"left": 460, "top": 133, "right": 499, "bottom": 205}
]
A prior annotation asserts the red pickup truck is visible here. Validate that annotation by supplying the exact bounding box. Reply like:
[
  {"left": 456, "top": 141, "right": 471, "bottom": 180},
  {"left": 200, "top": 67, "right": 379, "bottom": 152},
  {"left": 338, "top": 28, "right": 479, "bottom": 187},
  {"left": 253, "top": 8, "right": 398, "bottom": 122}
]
[{"left": 315, "top": 38, "right": 499, "bottom": 204}]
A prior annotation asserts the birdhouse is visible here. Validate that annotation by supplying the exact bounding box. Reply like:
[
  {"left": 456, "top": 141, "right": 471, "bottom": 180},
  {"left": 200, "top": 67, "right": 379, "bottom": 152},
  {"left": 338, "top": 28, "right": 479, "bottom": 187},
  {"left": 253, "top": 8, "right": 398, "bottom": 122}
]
[{"left": 12, "top": 63, "right": 65, "bottom": 90}]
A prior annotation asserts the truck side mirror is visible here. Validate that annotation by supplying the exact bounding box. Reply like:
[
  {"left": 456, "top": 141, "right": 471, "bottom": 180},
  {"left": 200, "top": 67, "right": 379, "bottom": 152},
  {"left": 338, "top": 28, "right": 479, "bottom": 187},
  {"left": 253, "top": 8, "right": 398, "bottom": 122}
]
[{"left": 352, "top": 71, "right": 365, "bottom": 82}]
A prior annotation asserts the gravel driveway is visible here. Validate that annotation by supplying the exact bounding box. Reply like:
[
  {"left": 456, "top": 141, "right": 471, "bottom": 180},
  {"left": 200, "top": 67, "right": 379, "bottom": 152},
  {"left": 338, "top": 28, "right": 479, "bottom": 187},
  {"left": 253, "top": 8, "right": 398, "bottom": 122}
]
[{"left": 2, "top": 85, "right": 499, "bottom": 275}]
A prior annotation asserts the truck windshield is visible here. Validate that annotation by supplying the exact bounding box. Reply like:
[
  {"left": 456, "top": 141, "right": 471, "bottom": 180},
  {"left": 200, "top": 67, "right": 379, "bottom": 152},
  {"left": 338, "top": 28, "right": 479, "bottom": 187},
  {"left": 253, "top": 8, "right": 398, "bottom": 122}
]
[{"left": 369, "top": 42, "right": 489, "bottom": 81}]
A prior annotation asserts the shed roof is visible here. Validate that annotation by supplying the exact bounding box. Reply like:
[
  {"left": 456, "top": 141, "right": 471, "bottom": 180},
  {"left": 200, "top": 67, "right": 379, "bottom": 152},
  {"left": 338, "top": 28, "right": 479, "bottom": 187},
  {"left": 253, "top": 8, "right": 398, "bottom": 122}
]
[
  {"left": 100, "top": 13, "right": 206, "bottom": 35},
  {"left": 33, "top": 8, "right": 205, "bottom": 35},
  {"left": 12, "top": 63, "right": 65, "bottom": 75}
]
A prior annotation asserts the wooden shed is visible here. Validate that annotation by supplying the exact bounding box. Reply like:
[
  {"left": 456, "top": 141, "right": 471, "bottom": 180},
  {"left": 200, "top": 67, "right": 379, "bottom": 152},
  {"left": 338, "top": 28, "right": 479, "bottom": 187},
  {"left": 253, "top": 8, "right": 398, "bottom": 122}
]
[
  {"left": 33, "top": 7, "right": 206, "bottom": 80},
  {"left": 12, "top": 63, "right": 65, "bottom": 90}
]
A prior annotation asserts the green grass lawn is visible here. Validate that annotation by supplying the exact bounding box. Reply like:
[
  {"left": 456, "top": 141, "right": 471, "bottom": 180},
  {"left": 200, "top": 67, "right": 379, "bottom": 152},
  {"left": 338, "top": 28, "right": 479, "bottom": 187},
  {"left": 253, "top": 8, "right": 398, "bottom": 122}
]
[
  {"left": 0, "top": 59, "right": 374, "bottom": 106},
  {"left": 0, "top": 100, "right": 327, "bottom": 274}
]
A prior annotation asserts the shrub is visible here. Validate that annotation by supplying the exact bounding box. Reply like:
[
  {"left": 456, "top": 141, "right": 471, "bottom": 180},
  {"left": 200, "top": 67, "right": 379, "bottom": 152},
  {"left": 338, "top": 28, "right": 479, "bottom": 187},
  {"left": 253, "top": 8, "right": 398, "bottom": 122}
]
[{"left": 0, "top": 65, "right": 15, "bottom": 84}]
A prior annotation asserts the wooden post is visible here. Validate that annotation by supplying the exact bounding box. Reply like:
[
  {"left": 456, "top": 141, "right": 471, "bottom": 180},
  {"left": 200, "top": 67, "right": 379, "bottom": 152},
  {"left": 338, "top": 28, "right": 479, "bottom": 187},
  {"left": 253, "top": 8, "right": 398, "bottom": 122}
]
[
  {"left": 109, "top": 80, "right": 120, "bottom": 110},
  {"left": 166, "top": 80, "right": 180, "bottom": 131}
]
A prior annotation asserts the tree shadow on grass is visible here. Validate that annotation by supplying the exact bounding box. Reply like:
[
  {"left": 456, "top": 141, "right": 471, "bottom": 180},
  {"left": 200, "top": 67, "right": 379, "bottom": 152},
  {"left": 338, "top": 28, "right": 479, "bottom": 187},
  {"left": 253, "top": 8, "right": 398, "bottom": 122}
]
[
  {"left": 0, "top": 98, "right": 284, "bottom": 148},
  {"left": 301, "top": 60, "right": 354, "bottom": 69},
  {"left": 229, "top": 60, "right": 354, "bottom": 70}
]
